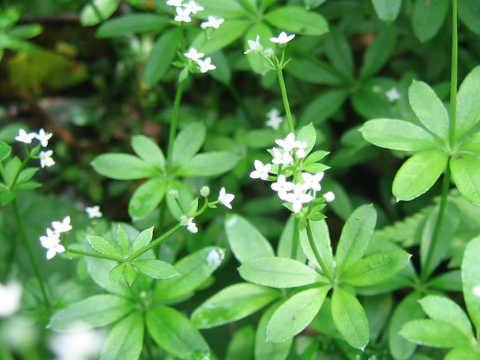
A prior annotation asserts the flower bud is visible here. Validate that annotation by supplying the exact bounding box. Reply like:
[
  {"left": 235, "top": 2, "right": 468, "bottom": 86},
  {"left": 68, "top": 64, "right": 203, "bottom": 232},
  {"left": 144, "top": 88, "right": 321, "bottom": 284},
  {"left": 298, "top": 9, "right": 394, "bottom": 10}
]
[
  {"left": 169, "top": 189, "right": 179, "bottom": 199},
  {"left": 200, "top": 186, "right": 210, "bottom": 197}
]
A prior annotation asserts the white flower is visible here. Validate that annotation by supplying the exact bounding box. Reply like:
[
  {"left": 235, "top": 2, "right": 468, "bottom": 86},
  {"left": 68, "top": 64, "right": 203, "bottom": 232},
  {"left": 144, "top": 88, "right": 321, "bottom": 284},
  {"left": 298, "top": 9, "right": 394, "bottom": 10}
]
[
  {"left": 36, "top": 129, "right": 52, "bottom": 147},
  {"left": 270, "top": 31, "right": 295, "bottom": 44},
  {"left": 39, "top": 228, "right": 65, "bottom": 260},
  {"left": 284, "top": 184, "right": 313, "bottom": 213},
  {"left": 174, "top": 7, "right": 191, "bottom": 22},
  {"left": 85, "top": 206, "right": 102, "bottom": 219},
  {"left": 166, "top": 0, "right": 183, "bottom": 6},
  {"left": 218, "top": 187, "right": 235, "bottom": 209},
  {"left": 472, "top": 285, "right": 480, "bottom": 297},
  {"left": 39, "top": 150, "right": 55, "bottom": 168},
  {"left": 183, "top": 0, "right": 204, "bottom": 14},
  {"left": 15, "top": 129, "right": 36, "bottom": 144},
  {"left": 324, "top": 191, "right": 335, "bottom": 202},
  {"left": 201, "top": 16, "right": 224, "bottom": 29},
  {"left": 271, "top": 174, "right": 295, "bottom": 200},
  {"left": 265, "top": 108, "right": 283, "bottom": 130},
  {"left": 187, "top": 218, "right": 198, "bottom": 233},
  {"left": 0, "top": 281, "right": 22, "bottom": 317},
  {"left": 244, "top": 35, "right": 263, "bottom": 54},
  {"left": 295, "top": 141, "right": 308, "bottom": 158},
  {"left": 301, "top": 172, "right": 324, "bottom": 191},
  {"left": 206, "top": 249, "right": 224, "bottom": 266},
  {"left": 275, "top": 132, "right": 297, "bottom": 152},
  {"left": 197, "top": 57, "right": 216, "bottom": 73},
  {"left": 266, "top": 108, "right": 281, "bottom": 119},
  {"left": 184, "top": 47, "right": 204, "bottom": 62},
  {"left": 386, "top": 87, "right": 401, "bottom": 102},
  {"left": 250, "top": 160, "right": 271, "bottom": 180},
  {"left": 271, "top": 147, "right": 293, "bottom": 166},
  {"left": 48, "top": 325, "right": 104, "bottom": 360},
  {"left": 52, "top": 216, "right": 72, "bottom": 233}
]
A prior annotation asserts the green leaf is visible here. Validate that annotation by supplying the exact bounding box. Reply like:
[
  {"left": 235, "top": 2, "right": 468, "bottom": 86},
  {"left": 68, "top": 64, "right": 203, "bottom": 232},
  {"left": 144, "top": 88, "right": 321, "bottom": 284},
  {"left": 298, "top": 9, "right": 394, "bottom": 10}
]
[
  {"left": 286, "top": 57, "right": 343, "bottom": 86},
  {"left": 244, "top": 22, "right": 274, "bottom": 74},
  {"left": 299, "top": 220, "right": 333, "bottom": 276},
  {"left": 336, "top": 204, "right": 377, "bottom": 274},
  {"left": 87, "top": 235, "right": 121, "bottom": 258},
  {"left": 224, "top": 214, "right": 275, "bottom": 264},
  {"left": 16, "top": 167, "right": 39, "bottom": 185},
  {"left": 331, "top": 287, "right": 369, "bottom": 350},
  {"left": 296, "top": 123, "right": 316, "bottom": 157},
  {"left": 133, "top": 259, "right": 179, "bottom": 280},
  {"left": 225, "top": 326, "right": 255, "bottom": 360},
  {"left": 152, "top": 247, "right": 224, "bottom": 303},
  {"left": 116, "top": 225, "right": 130, "bottom": 257},
  {"left": 92, "top": 154, "right": 159, "bottom": 180},
  {"left": 100, "top": 312, "right": 144, "bottom": 360},
  {"left": 109, "top": 263, "right": 125, "bottom": 284},
  {"left": 418, "top": 296, "right": 474, "bottom": 341},
  {"left": 263, "top": 6, "right": 328, "bottom": 36},
  {"left": 143, "top": 27, "right": 181, "bottom": 87},
  {"left": 96, "top": 14, "right": 170, "bottom": 37},
  {"left": 191, "top": 283, "right": 280, "bottom": 328},
  {"left": 392, "top": 149, "right": 448, "bottom": 201},
  {"left": 360, "top": 26, "right": 397, "bottom": 79},
  {"left": 191, "top": 19, "right": 250, "bottom": 55},
  {"left": 400, "top": 319, "right": 471, "bottom": 348},
  {"left": 267, "top": 286, "right": 330, "bottom": 343},
  {"left": 86, "top": 256, "right": 131, "bottom": 297},
  {"left": 445, "top": 347, "right": 480, "bottom": 360},
  {"left": 131, "top": 135, "right": 165, "bottom": 170},
  {"left": 341, "top": 250, "right": 411, "bottom": 287},
  {"left": 360, "top": 119, "right": 438, "bottom": 151},
  {"left": 128, "top": 178, "right": 167, "bottom": 219},
  {"left": 462, "top": 236, "right": 480, "bottom": 333},
  {"left": 175, "top": 151, "right": 239, "bottom": 177},
  {"left": 48, "top": 295, "right": 134, "bottom": 331},
  {"left": 427, "top": 270, "right": 462, "bottom": 292},
  {"left": 409, "top": 80, "right": 449, "bottom": 142},
  {"left": 458, "top": 0, "right": 480, "bottom": 36},
  {"left": 196, "top": 0, "right": 250, "bottom": 19},
  {"left": 171, "top": 122, "right": 206, "bottom": 167},
  {"left": 146, "top": 306, "right": 209, "bottom": 360},
  {"left": 0, "top": 141, "right": 12, "bottom": 162},
  {"left": 412, "top": 0, "right": 450, "bottom": 42},
  {"left": 324, "top": 27, "right": 353, "bottom": 79},
  {"left": 239, "top": 257, "right": 326, "bottom": 288},
  {"left": 299, "top": 89, "right": 349, "bottom": 127},
  {"left": 460, "top": 132, "right": 480, "bottom": 152},
  {"left": 80, "top": 0, "right": 121, "bottom": 26},
  {"left": 124, "top": 263, "right": 137, "bottom": 286},
  {"left": 131, "top": 226, "right": 154, "bottom": 253},
  {"left": 372, "top": 0, "right": 401, "bottom": 22},
  {"left": 451, "top": 154, "right": 480, "bottom": 205},
  {"left": 4, "top": 157, "right": 21, "bottom": 186}
]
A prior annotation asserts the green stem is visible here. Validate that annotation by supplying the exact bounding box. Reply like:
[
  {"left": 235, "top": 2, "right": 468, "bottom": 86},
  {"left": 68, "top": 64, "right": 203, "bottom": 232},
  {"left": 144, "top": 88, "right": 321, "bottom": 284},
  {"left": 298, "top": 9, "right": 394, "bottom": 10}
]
[
  {"left": 67, "top": 248, "right": 124, "bottom": 262},
  {"left": 166, "top": 79, "right": 185, "bottom": 164},
  {"left": 276, "top": 68, "right": 294, "bottom": 133},
  {"left": 306, "top": 221, "right": 334, "bottom": 284},
  {"left": 128, "top": 223, "right": 182, "bottom": 261},
  {"left": 449, "top": 0, "right": 458, "bottom": 148},
  {"left": 11, "top": 199, "right": 51, "bottom": 314}
]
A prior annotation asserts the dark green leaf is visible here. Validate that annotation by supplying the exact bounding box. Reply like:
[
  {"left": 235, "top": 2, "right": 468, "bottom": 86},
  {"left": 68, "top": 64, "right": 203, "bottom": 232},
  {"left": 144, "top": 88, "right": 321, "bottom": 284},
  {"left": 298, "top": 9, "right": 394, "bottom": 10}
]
[
  {"left": 412, "top": 0, "right": 450, "bottom": 42},
  {"left": 372, "top": 0, "right": 401, "bottom": 22},
  {"left": 299, "top": 89, "right": 348, "bottom": 126},
  {"left": 458, "top": 0, "right": 480, "bottom": 35},
  {"left": 100, "top": 312, "right": 144, "bottom": 360},
  {"left": 263, "top": 7, "right": 329, "bottom": 36},
  {"left": 225, "top": 326, "right": 255, "bottom": 360},
  {"left": 360, "top": 25, "right": 397, "bottom": 79},
  {"left": 92, "top": 154, "right": 159, "bottom": 180},
  {"left": 196, "top": 0, "right": 249, "bottom": 19},
  {"left": 96, "top": 14, "right": 170, "bottom": 37},
  {"left": 324, "top": 27, "right": 353, "bottom": 79},
  {"left": 133, "top": 259, "right": 179, "bottom": 280}
]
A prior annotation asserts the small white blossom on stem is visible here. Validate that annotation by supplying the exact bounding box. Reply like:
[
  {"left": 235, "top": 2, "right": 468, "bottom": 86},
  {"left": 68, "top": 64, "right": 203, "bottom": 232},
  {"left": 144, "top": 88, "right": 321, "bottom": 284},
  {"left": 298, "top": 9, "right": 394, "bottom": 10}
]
[
  {"left": 218, "top": 187, "right": 235, "bottom": 209},
  {"left": 295, "top": 141, "right": 308, "bottom": 158},
  {"left": 201, "top": 16, "right": 224, "bottom": 29},
  {"left": 36, "top": 129, "right": 52, "bottom": 147},
  {"left": 272, "top": 147, "right": 293, "bottom": 166},
  {"left": 284, "top": 184, "right": 313, "bottom": 213},
  {"left": 197, "top": 57, "right": 216, "bottom": 73},
  {"left": 301, "top": 172, "right": 324, "bottom": 191},
  {"left": 184, "top": 47, "right": 204, "bottom": 62},
  {"left": 49, "top": 325, "right": 104, "bottom": 360},
  {"left": 187, "top": 218, "right": 198, "bottom": 233},
  {"left": 265, "top": 108, "right": 284, "bottom": 130},
  {"left": 324, "top": 191, "right": 335, "bottom": 202},
  {"left": 183, "top": 0, "right": 204, "bottom": 14},
  {"left": 275, "top": 132, "right": 297, "bottom": 152},
  {"left": 52, "top": 216, "right": 72, "bottom": 233},
  {"left": 0, "top": 281, "right": 22, "bottom": 317},
  {"left": 39, "top": 228, "right": 65, "bottom": 260},
  {"left": 386, "top": 87, "right": 401, "bottom": 102},
  {"left": 174, "top": 7, "right": 191, "bottom": 22},
  {"left": 271, "top": 174, "right": 295, "bottom": 200},
  {"left": 15, "top": 129, "right": 36, "bottom": 144},
  {"left": 244, "top": 35, "right": 263, "bottom": 54},
  {"left": 270, "top": 31, "right": 295, "bottom": 44},
  {"left": 85, "top": 206, "right": 102, "bottom": 219},
  {"left": 250, "top": 160, "right": 271, "bottom": 180},
  {"left": 39, "top": 150, "right": 55, "bottom": 168},
  {"left": 166, "top": 0, "right": 183, "bottom": 6}
]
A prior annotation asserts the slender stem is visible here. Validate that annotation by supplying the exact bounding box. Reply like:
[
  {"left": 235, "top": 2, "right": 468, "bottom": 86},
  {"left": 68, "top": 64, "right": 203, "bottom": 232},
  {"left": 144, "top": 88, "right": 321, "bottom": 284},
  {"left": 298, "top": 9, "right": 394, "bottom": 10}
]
[
  {"left": 449, "top": 0, "right": 458, "bottom": 148},
  {"left": 306, "top": 221, "right": 334, "bottom": 283},
  {"left": 166, "top": 79, "right": 185, "bottom": 164},
  {"left": 128, "top": 223, "right": 182, "bottom": 261},
  {"left": 11, "top": 199, "right": 51, "bottom": 314},
  {"left": 276, "top": 68, "right": 294, "bottom": 133},
  {"left": 67, "top": 248, "right": 124, "bottom": 262},
  {"left": 291, "top": 218, "right": 299, "bottom": 259}
]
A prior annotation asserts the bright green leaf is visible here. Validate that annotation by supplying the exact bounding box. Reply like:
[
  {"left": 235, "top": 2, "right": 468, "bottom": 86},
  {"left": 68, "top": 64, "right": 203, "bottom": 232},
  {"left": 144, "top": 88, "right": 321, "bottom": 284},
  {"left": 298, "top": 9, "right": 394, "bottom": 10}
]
[
  {"left": 175, "top": 151, "right": 239, "bottom": 177},
  {"left": 100, "top": 312, "right": 144, "bottom": 360},
  {"left": 131, "top": 135, "right": 165, "bottom": 170},
  {"left": 96, "top": 14, "right": 170, "bottom": 37},
  {"left": 451, "top": 153, "right": 480, "bottom": 206},
  {"left": 131, "top": 226, "right": 154, "bottom": 253},
  {"left": 299, "top": 220, "right": 333, "bottom": 276},
  {"left": 400, "top": 319, "right": 471, "bottom": 348},
  {"left": 92, "top": 154, "right": 159, "bottom": 180},
  {"left": 462, "top": 236, "right": 480, "bottom": 333},
  {"left": 86, "top": 256, "right": 131, "bottom": 297},
  {"left": 124, "top": 263, "right": 137, "bottom": 286},
  {"left": 87, "top": 235, "right": 121, "bottom": 258},
  {"left": 263, "top": 6, "right": 328, "bottom": 36},
  {"left": 80, "top": 0, "right": 121, "bottom": 26},
  {"left": 128, "top": 178, "right": 167, "bottom": 219},
  {"left": 109, "top": 263, "right": 126, "bottom": 284},
  {"left": 445, "top": 347, "right": 480, "bottom": 360},
  {"left": 0, "top": 141, "right": 11, "bottom": 162},
  {"left": 296, "top": 123, "right": 316, "bottom": 157},
  {"left": 116, "top": 225, "right": 130, "bottom": 257},
  {"left": 133, "top": 259, "right": 179, "bottom": 280},
  {"left": 171, "top": 122, "right": 206, "bottom": 167},
  {"left": 191, "top": 20, "right": 250, "bottom": 55},
  {"left": 196, "top": 0, "right": 249, "bottom": 19}
]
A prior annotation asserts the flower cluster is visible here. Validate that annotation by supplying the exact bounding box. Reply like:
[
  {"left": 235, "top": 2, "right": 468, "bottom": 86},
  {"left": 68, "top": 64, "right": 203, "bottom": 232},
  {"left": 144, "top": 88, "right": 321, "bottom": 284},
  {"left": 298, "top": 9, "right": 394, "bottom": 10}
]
[
  {"left": 167, "top": 0, "right": 224, "bottom": 30},
  {"left": 250, "top": 133, "right": 334, "bottom": 214},
  {"left": 39, "top": 216, "right": 72, "bottom": 259},
  {"left": 244, "top": 31, "right": 295, "bottom": 55},
  {"left": 15, "top": 128, "right": 55, "bottom": 168},
  {"left": 184, "top": 47, "right": 216, "bottom": 73}
]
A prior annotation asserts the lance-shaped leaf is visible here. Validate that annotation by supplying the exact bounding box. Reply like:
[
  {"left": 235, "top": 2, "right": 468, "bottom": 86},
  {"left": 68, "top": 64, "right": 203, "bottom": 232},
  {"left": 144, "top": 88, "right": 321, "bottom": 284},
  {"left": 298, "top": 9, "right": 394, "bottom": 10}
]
[
  {"left": 299, "top": 220, "right": 333, "bottom": 276},
  {"left": 131, "top": 226, "right": 154, "bottom": 253},
  {"left": 92, "top": 154, "right": 159, "bottom": 180},
  {"left": 131, "top": 135, "right": 165, "bottom": 170},
  {"left": 96, "top": 14, "right": 170, "bottom": 38},
  {"left": 128, "top": 177, "right": 167, "bottom": 219},
  {"left": 80, "top": 0, "right": 121, "bottom": 26},
  {"left": 360, "top": 25, "right": 397, "bottom": 79},
  {"left": 411, "top": 0, "right": 450, "bottom": 43},
  {"left": 191, "top": 283, "right": 280, "bottom": 328},
  {"left": 0, "top": 141, "right": 11, "bottom": 162},
  {"left": 170, "top": 122, "right": 206, "bottom": 167},
  {"left": 133, "top": 259, "right": 179, "bottom": 280},
  {"left": 456, "top": 65, "right": 480, "bottom": 140},
  {"left": 400, "top": 319, "right": 472, "bottom": 348},
  {"left": 100, "top": 312, "right": 144, "bottom": 360},
  {"left": 175, "top": 151, "right": 239, "bottom": 177},
  {"left": 146, "top": 306, "right": 209, "bottom": 360},
  {"left": 445, "top": 347, "right": 480, "bottom": 360},
  {"left": 225, "top": 326, "right": 255, "bottom": 360},
  {"left": 372, "top": 0, "right": 401, "bottom": 22},
  {"left": 87, "top": 235, "right": 121, "bottom": 258},
  {"left": 267, "top": 286, "right": 330, "bottom": 343},
  {"left": 239, "top": 257, "right": 326, "bottom": 288},
  {"left": 392, "top": 149, "right": 448, "bottom": 201},
  {"left": 341, "top": 250, "right": 411, "bottom": 287},
  {"left": 462, "top": 236, "right": 480, "bottom": 333},
  {"left": 263, "top": 6, "right": 328, "bottom": 36},
  {"left": 450, "top": 154, "right": 480, "bottom": 206}
]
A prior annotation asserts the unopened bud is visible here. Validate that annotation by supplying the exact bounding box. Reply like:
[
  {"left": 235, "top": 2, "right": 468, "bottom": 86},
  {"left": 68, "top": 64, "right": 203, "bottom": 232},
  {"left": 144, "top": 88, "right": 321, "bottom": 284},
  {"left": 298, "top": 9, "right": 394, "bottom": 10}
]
[
  {"left": 200, "top": 186, "right": 210, "bottom": 197},
  {"left": 169, "top": 189, "right": 179, "bottom": 199}
]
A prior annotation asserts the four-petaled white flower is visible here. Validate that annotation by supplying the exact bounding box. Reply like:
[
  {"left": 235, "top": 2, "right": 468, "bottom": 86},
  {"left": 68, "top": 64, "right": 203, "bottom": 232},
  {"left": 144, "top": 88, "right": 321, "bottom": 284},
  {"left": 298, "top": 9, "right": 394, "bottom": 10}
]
[
  {"left": 85, "top": 206, "right": 102, "bottom": 219},
  {"left": 184, "top": 47, "right": 204, "bottom": 62},
  {"left": 270, "top": 31, "right": 295, "bottom": 44},
  {"left": 15, "top": 129, "right": 36, "bottom": 144},
  {"left": 275, "top": 132, "right": 297, "bottom": 152},
  {"left": 201, "top": 16, "right": 224, "bottom": 29},
  {"left": 183, "top": 0, "right": 204, "bottom": 14},
  {"left": 250, "top": 160, "right": 271, "bottom": 180},
  {"left": 244, "top": 35, "right": 263, "bottom": 54},
  {"left": 386, "top": 87, "right": 401, "bottom": 102},
  {"left": 36, "top": 129, "right": 52, "bottom": 147},
  {"left": 52, "top": 216, "right": 72, "bottom": 233},
  {"left": 39, "top": 150, "right": 55, "bottom": 168},
  {"left": 0, "top": 281, "right": 22, "bottom": 317},
  {"left": 187, "top": 217, "right": 198, "bottom": 233},
  {"left": 218, "top": 187, "right": 235, "bottom": 209},
  {"left": 272, "top": 147, "right": 293, "bottom": 166},
  {"left": 266, "top": 108, "right": 281, "bottom": 119},
  {"left": 174, "top": 7, "right": 191, "bottom": 22},
  {"left": 166, "top": 0, "right": 183, "bottom": 6},
  {"left": 39, "top": 228, "right": 65, "bottom": 260},
  {"left": 324, "top": 191, "right": 335, "bottom": 203},
  {"left": 301, "top": 172, "right": 324, "bottom": 191},
  {"left": 265, "top": 108, "right": 284, "bottom": 130},
  {"left": 197, "top": 57, "right": 216, "bottom": 73},
  {"left": 271, "top": 174, "right": 295, "bottom": 200},
  {"left": 284, "top": 184, "right": 313, "bottom": 213}
]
